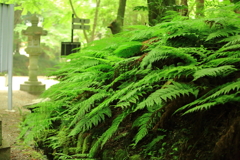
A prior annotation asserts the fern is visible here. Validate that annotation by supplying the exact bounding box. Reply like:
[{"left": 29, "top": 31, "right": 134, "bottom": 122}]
[
  {"left": 132, "top": 112, "right": 154, "bottom": 146},
  {"left": 205, "top": 57, "right": 240, "bottom": 67},
  {"left": 20, "top": 5, "right": 240, "bottom": 159},
  {"left": 69, "top": 106, "right": 112, "bottom": 136},
  {"left": 219, "top": 34, "right": 240, "bottom": 46},
  {"left": 219, "top": 44, "right": 240, "bottom": 52},
  {"left": 135, "top": 82, "right": 198, "bottom": 112},
  {"left": 205, "top": 28, "right": 235, "bottom": 41},
  {"left": 193, "top": 65, "right": 237, "bottom": 81},
  {"left": 204, "top": 79, "right": 240, "bottom": 100},
  {"left": 69, "top": 91, "right": 110, "bottom": 128},
  {"left": 183, "top": 93, "right": 240, "bottom": 114},
  {"left": 176, "top": 80, "right": 240, "bottom": 115},
  {"left": 144, "top": 134, "right": 166, "bottom": 152},
  {"left": 140, "top": 46, "right": 197, "bottom": 69},
  {"left": 115, "top": 86, "right": 146, "bottom": 109},
  {"left": 89, "top": 112, "right": 129, "bottom": 157}
]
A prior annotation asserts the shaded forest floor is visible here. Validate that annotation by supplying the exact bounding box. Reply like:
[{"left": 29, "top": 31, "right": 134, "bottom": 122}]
[{"left": 0, "top": 92, "right": 46, "bottom": 160}]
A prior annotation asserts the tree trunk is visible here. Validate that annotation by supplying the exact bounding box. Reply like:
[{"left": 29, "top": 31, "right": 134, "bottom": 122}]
[
  {"left": 14, "top": 7, "right": 23, "bottom": 55},
  {"left": 147, "top": 0, "right": 176, "bottom": 26},
  {"left": 195, "top": 0, "right": 204, "bottom": 18},
  {"left": 230, "top": 0, "right": 240, "bottom": 3},
  {"left": 108, "top": 0, "right": 127, "bottom": 34},
  {"left": 90, "top": 0, "right": 101, "bottom": 42},
  {"left": 180, "top": 0, "right": 188, "bottom": 16}
]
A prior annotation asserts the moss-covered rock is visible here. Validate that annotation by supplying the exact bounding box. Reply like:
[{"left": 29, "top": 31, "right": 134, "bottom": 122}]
[{"left": 129, "top": 154, "right": 142, "bottom": 160}]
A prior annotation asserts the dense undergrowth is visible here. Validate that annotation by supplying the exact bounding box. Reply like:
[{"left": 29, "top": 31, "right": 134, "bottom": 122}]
[{"left": 21, "top": 3, "right": 240, "bottom": 160}]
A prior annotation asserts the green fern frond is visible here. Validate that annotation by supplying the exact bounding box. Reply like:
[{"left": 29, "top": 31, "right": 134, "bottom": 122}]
[
  {"left": 121, "top": 25, "right": 164, "bottom": 41},
  {"left": 177, "top": 80, "right": 240, "bottom": 114},
  {"left": 82, "top": 36, "right": 128, "bottom": 55},
  {"left": 133, "top": 65, "right": 197, "bottom": 88},
  {"left": 141, "top": 46, "right": 197, "bottom": 68},
  {"left": 69, "top": 92, "right": 110, "bottom": 128},
  {"left": 218, "top": 44, "right": 240, "bottom": 52},
  {"left": 115, "top": 86, "right": 147, "bottom": 109},
  {"left": 175, "top": 82, "right": 231, "bottom": 113},
  {"left": 168, "top": 32, "right": 199, "bottom": 40},
  {"left": 193, "top": 65, "right": 237, "bottom": 81},
  {"left": 69, "top": 107, "right": 112, "bottom": 136},
  {"left": 205, "top": 58, "right": 240, "bottom": 67},
  {"left": 145, "top": 135, "right": 166, "bottom": 152},
  {"left": 204, "top": 79, "right": 240, "bottom": 100},
  {"left": 89, "top": 112, "right": 129, "bottom": 157},
  {"left": 205, "top": 29, "right": 233, "bottom": 41},
  {"left": 204, "top": 50, "right": 238, "bottom": 62},
  {"left": 132, "top": 112, "right": 153, "bottom": 146},
  {"left": 19, "top": 101, "right": 55, "bottom": 142},
  {"left": 87, "top": 83, "right": 135, "bottom": 118},
  {"left": 219, "top": 34, "right": 240, "bottom": 46},
  {"left": 108, "top": 69, "right": 139, "bottom": 89},
  {"left": 160, "top": 65, "right": 198, "bottom": 79},
  {"left": 135, "top": 82, "right": 198, "bottom": 111},
  {"left": 183, "top": 93, "right": 240, "bottom": 115},
  {"left": 183, "top": 102, "right": 217, "bottom": 115},
  {"left": 132, "top": 70, "right": 163, "bottom": 87}
]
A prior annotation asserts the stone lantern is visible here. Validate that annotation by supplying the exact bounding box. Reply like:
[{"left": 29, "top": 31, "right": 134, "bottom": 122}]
[{"left": 20, "top": 15, "right": 47, "bottom": 94}]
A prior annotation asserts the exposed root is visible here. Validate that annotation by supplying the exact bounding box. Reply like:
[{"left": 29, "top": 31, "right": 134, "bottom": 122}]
[{"left": 212, "top": 116, "right": 240, "bottom": 160}]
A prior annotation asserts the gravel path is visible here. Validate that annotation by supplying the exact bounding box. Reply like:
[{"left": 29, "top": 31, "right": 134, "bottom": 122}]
[{"left": 0, "top": 76, "right": 58, "bottom": 160}]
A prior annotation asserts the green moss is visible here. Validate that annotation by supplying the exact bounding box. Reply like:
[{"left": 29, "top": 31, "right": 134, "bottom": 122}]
[
  {"left": 113, "top": 41, "right": 142, "bottom": 58},
  {"left": 129, "top": 154, "right": 142, "bottom": 160}
]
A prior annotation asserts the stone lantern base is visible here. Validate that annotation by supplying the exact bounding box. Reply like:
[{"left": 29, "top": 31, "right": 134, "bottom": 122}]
[
  {"left": 0, "top": 139, "right": 11, "bottom": 160},
  {"left": 20, "top": 81, "right": 45, "bottom": 94}
]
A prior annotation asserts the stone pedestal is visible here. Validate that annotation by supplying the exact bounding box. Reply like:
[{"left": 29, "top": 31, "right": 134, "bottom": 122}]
[
  {"left": 20, "top": 82, "right": 46, "bottom": 94},
  {"left": 0, "top": 140, "right": 11, "bottom": 160},
  {"left": 0, "top": 121, "right": 10, "bottom": 160},
  {"left": 20, "top": 15, "right": 47, "bottom": 94}
]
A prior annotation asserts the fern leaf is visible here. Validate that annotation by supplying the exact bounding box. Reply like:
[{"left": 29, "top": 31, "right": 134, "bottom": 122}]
[
  {"left": 145, "top": 135, "right": 166, "bottom": 152},
  {"left": 183, "top": 93, "right": 240, "bottom": 115},
  {"left": 141, "top": 46, "right": 197, "bottom": 68},
  {"left": 175, "top": 81, "right": 237, "bottom": 113},
  {"left": 69, "top": 107, "right": 112, "bottom": 136},
  {"left": 89, "top": 112, "right": 129, "bottom": 157},
  {"left": 204, "top": 79, "right": 240, "bottom": 100},
  {"left": 135, "top": 82, "right": 198, "bottom": 111},
  {"left": 219, "top": 44, "right": 240, "bottom": 52},
  {"left": 205, "top": 29, "right": 231, "bottom": 41},
  {"left": 205, "top": 58, "right": 240, "bottom": 67},
  {"left": 115, "top": 86, "right": 146, "bottom": 109},
  {"left": 193, "top": 65, "right": 237, "bottom": 81},
  {"left": 69, "top": 92, "right": 110, "bottom": 128},
  {"left": 88, "top": 83, "right": 135, "bottom": 119},
  {"left": 219, "top": 34, "right": 240, "bottom": 46},
  {"left": 132, "top": 112, "right": 153, "bottom": 146},
  {"left": 183, "top": 102, "right": 217, "bottom": 115}
]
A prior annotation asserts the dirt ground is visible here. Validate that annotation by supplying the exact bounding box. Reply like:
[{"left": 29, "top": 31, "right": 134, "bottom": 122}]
[
  {"left": 0, "top": 76, "right": 58, "bottom": 160},
  {"left": 0, "top": 90, "right": 47, "bottom": 160}
]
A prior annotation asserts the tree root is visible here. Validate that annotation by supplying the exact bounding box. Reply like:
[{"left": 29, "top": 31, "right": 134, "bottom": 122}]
[{"left": 212, "top": 116, "right": 240, "bottom": 160}]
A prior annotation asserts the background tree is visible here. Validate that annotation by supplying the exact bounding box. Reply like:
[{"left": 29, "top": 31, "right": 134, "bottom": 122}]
[
  {"left": 195, "top": 0, "right": 204, "bottom": 17},
  {"left": 108, "top": 0, "right": 127, "bottom": 34},
  {"left": 180, "top": 0, "right": 188, "bottom": 16},
  {"left": 13, "top": 6, "right": 23, "bottom": 55},
  {"left": 147, "top": 0, "right": 176, "bottom": 26}
]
